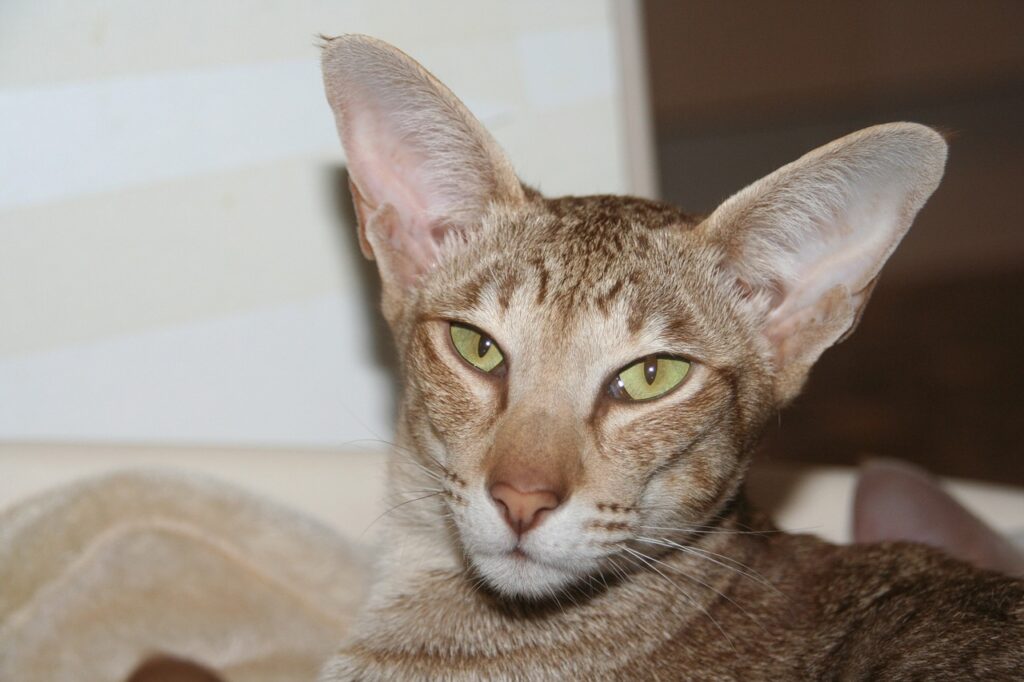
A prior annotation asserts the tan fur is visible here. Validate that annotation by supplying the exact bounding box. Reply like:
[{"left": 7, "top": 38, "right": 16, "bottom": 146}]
[{"left": 320, "top": 35, "right": 1023, "bottom": 680}]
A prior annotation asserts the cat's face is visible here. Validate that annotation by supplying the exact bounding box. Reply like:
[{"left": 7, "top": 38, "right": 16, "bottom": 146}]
[
  {"left": 399, "top": 198, "right": 773, "bottom": 597},
  {"left": 321, "top": 35, "right": 946, "bottom": 599}
]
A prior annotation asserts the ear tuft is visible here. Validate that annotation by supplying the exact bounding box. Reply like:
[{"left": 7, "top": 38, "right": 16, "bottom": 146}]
[{"left": 703, "top": 123, "right": 947, "bottom": 402}]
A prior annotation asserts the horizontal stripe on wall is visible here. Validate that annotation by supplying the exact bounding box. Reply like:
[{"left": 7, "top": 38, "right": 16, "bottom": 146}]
[
  {"left": 0, "top": 1, "right": 611, "bottom": 88},
  {"left": 0, "top": 157, "right": 361, "bottom": 356},
  {"left": 1, "top": 59, "right": 334, "bottom": 210},
  {"left": 0, "top": 294, "right": 396, "bottom": 446}
]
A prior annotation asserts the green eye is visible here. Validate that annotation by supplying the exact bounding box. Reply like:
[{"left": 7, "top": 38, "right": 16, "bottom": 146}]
[
  {"left": 609, "top": 355, "right": 690, "bottom": 402},
  {"left": 449, "top": 323, "right": 505, "bottom": 373}
]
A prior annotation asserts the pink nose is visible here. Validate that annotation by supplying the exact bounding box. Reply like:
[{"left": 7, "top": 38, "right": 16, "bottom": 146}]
[{"left": 489, "top": 482, "right": 562, "bottom": 535}]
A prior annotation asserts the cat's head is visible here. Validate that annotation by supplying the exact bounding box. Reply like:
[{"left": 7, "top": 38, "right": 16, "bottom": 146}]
[{"left": 322, "top": 35, "right": 946, "bottom": 599}]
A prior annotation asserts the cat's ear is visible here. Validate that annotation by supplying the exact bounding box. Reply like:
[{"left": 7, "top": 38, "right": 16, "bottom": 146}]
[
  {"left": 321, "top": 35, "right": 525, "bottom": 310},
  {"left": 701, "top": 123, "right": 947, "bottom": 403}
]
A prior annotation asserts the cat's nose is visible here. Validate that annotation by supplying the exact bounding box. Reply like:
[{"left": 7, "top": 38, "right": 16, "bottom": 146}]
[{"left": 489, "top": 482, "right": 561, "bottom": 536}]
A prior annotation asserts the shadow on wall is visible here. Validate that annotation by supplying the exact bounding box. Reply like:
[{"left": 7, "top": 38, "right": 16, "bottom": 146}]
[{"left": 326, "top": 164, "right": 401, "bottom": 427}]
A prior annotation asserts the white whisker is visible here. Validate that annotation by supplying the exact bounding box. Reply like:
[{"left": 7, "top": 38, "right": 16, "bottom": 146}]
[
  {"left": 359, "top": 491, "right": 444, "bottom": 538},
  {"left": 620, "top": 548, "right": 737, "bottom": 653},
  {"left": 631, "top": 540, "right": 769, "bottom": 633},
  {"left": 637, "top": 536, "right": 782, "bottom": 597}
]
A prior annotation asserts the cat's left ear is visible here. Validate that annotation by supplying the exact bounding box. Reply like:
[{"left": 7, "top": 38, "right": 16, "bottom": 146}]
[
  {"left": 702, "top": 123, "right": 947, "bottom": 404},
  {"left": 321, "top": 35, "right": 525, "bottom": 320}
]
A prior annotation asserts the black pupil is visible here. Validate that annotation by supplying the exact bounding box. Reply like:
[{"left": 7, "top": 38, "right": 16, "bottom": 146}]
[
  {"left": 477, "top": 335, "right": 493, "bottom": 358},
  {"left": 643, "top": 356, "right": 658, "bottom": 385}
]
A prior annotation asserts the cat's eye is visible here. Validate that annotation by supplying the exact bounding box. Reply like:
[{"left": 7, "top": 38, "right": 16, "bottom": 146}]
[
  {"left": 449, "top": 323, "right": 505, "bottom": 373},
  {"left": 608, "top": 355, "right": 690, "bottom": 402}
]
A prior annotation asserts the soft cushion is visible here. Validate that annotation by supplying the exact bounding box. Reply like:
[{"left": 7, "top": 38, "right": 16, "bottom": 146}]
[{"left": 0, "top": 469, "right": 367, "bottom": 682}]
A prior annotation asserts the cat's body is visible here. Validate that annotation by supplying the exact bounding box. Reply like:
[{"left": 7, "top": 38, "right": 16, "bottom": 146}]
[{"left": 318, "top": 36, "right": 1024, "bottom": 679}]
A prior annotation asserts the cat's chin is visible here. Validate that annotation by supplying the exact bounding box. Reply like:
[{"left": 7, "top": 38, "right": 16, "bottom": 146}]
[{"left": 472, "top": 552, "right": 583, "bottom": 600}]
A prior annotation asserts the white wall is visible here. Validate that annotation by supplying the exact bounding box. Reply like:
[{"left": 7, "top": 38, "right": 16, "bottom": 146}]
[{"left": 0, "top": 1, "right": 650, "bottom": 447}]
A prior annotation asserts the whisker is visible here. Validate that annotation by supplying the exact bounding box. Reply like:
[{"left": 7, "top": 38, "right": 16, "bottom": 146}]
[
  {"left": 631, "top": 540, "right": 769, "bottom": 634},
  {"left": 461, "top": 567, "right": 488, "bottom": 599},
  {"left": 602, "top": 556, "right": 631, "bottom": 586},
  {"left": 344, "top": 436, "right": 450, "bottom": 479},
  {"left": 546, "top": 582, "right": 567, "bottom": 617},
  {"left": 359, "top": 491, "right": 444, "bottom": 538},
  {"left": 637, "top": 536, "right": 782, "bottom": 597},
  {"left": 620, "top": 548, "right": 737, "bottom": 653},
  {"left": 597, "top": 567, "right": 612, "bottom": 592},
  {"left": 561, "top": 583, "right": 581, "bottom": 610},
  {"left": 386, "top": 488, "right": 445, "bottom": 497},
  {"left": 393, "top": 461, "right": 447, "bottom": 483},
  {"left": 672, "top": 543, "right": 779, "bottom": 594},
  {"left": 638, "top": 523, "right": 797, "bottom": 537}
]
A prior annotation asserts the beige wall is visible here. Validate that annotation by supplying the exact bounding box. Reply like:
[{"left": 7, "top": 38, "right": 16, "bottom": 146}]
[{"left": 0, "top": 1, "right": 650, "bottom": 446}]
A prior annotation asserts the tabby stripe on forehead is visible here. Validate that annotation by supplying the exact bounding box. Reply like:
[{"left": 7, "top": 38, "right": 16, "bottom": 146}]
[
  {"left": 532, "top": 258, "right": 549, "bottom": 304},
  {"left": 627, "top": 308, "right": 646, "bottom": 335},
  {"left": 497, "top": 270, "right": 521, "bottom": 311},
  {"left": 451, "top": 268, "right": 490, "bottom": 310},
  {"left": 595, "top": 277, "right": 623, "bottom": 316}
]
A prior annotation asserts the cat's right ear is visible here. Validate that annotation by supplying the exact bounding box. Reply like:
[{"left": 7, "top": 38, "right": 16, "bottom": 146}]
[{"left": 321, "top": 35, "right": 525, "bottom": 317}]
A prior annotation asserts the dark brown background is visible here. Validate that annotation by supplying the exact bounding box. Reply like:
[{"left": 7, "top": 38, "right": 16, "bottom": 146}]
[{"left": 643, "top": 0, "right": 1024, "bottom": 485}]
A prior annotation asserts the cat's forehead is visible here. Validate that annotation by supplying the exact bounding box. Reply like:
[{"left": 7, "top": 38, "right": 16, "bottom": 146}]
[
  {"left": 535, "top": 194, "right": 699, "bottom": 261},
  {"left": 442, "top": 194, "right": 702, "bottom": 301},
  {"left": 425, "top": 194, "right": 739, "bottom": 355}
]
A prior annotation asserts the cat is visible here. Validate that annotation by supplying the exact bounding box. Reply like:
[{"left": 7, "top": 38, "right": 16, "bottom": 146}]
[{"left": 318, "top": 35, "right": 1024, "bottom": 680}]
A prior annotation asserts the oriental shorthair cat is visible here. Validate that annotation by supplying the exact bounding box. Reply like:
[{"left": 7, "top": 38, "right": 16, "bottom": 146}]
[{"left": 318, "top": 35, "right": 1024, "bottom": 680}]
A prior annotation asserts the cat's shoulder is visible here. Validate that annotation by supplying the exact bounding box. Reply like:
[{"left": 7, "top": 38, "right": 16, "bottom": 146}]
[
  {"left": 770, "top": 531, "right": 1024, "bottom": 613},
  {"left": 809, "top": 540, "right": 1023, "bottom": 677}
]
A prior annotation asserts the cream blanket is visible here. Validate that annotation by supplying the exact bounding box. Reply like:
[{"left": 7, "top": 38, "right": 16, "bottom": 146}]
[{"left": 0, "top": 469, "right": 367, "bottom": 681}]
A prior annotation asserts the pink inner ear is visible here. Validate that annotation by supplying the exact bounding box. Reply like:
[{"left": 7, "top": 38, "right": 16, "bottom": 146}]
[
  {"left": 360, "top": 200, "right": 442, "bottom": 289},
  {"left": 853, "top": 459, "right": 1024, "bottom": 575},
  {"left": 343, "top": 102, "right": 451, "bottom": 283}
]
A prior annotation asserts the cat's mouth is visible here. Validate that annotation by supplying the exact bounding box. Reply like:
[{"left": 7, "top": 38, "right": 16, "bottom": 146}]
[
  {"left": 482, "top": 545, "right": 564, "bottom": 568},
  {"left": 465, "top": 532, "right": 614, "bottom": 600},
  {"left": 471, "top": 550, "right": 584, "bottom": 599}
]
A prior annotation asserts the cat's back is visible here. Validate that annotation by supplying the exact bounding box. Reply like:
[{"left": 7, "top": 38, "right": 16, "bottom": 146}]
[
  {"left": 811, "top": 539, "right": 1024, "bottom": 679},
  {"left": 627, "top": 531, "right": 1023, "bottom": 680}
]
